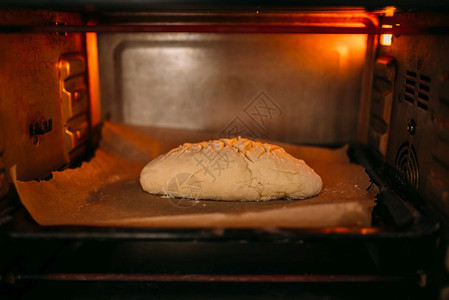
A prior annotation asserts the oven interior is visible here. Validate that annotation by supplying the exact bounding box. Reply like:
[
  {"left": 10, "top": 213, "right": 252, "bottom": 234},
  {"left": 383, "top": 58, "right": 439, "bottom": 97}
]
[{"left": 1, "top": 4, "right": 449, "bottom": 298}]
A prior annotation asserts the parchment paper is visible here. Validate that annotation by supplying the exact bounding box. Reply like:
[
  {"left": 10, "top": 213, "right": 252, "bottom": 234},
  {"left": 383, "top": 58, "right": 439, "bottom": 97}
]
[{"left": 13, "top": 122, "right": 378, "bottom": 228}]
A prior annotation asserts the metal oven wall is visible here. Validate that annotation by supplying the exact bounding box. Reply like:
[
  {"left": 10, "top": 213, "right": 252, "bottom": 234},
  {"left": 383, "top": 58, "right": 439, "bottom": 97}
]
[
  {"left": 369, "top": 12, "right": 449, "bottom": 216},
  {"left": 0, "top": 10, "right": 89, "bottom": 187},
  {"left": 98, "top": 32, "right": 368, "bottom": 145}
]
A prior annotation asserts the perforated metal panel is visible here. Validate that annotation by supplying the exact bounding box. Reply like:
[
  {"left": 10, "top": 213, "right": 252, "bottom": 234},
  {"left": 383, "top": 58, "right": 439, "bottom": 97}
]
[{"left": 377, "top": 12, "right": 449, "bottom": 213}]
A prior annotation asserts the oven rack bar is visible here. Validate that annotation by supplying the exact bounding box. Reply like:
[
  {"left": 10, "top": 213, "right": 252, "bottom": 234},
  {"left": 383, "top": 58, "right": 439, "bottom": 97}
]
[
  {"left": 0, "top": 24, "right": 448, "bottom": 34},
  {"left": 8, "top": 273, "right": 416, "bottom": 283},
  {"left": 1, "top": 0, "right": 449, "bottom": 11}
]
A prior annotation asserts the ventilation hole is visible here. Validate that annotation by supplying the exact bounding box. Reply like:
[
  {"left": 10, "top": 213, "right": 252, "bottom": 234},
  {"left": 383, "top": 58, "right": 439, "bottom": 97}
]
[
  {"left": 406, "top": 70, "right": 417, "bottom": 78},
  {"left": 405, "top": 86, "right": 415, "bottom": 96},
  {"left": 419, "top": 83, "right": 430, "bottom": 92},
  {"left": 406, "top": 78, "right": 416, "bottom": 87},
  {"left": 417, "top": 101, "right": 428, "bottom": 110},
  {"left": 395, "top": 142, "right": 419, "bottom": 189},
  {"left": 420, "top": 74, "right": 431, "bottom": 83},
  {"left": 404, "top": 94, "right": 414, "bottom": 103},
  {"left": 418, "top": 93, "right": 429, "bottom": 102}
]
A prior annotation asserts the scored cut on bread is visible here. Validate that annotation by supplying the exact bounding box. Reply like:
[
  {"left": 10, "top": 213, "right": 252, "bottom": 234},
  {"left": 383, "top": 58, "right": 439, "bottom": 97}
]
[{"left": 140, "top": 137, "right": 323, "bottom": 201}]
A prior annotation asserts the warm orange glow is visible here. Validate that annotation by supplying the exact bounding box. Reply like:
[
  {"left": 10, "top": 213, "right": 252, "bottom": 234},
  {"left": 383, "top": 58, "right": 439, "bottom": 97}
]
[
  {"left": 86, "top": 32, "right": 101, "bottom": 128},
  {"left": 384, "top": 6, "right": 396, "bottom": 17},
  {"left": 321, "top": 227, "right": 380, "bottom": 234},
  {"left": 277, "top": 11, "right": 379, "bottom": 28},
  {"left": 380, "top": 24, "right": 393, "bottom": 46},
  {"left": 380, "top": 34, "right": 392, "bottom": 46}
]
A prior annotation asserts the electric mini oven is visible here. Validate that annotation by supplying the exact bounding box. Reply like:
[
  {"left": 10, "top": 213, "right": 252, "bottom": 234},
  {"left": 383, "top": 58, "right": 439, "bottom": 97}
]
[{"left": 0, "top": 1, "right": 448, "bottom": 299}]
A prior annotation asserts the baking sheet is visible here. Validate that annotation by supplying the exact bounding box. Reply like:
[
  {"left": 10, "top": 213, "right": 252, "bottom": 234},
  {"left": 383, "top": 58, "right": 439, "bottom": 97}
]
[{"left": 13, "top": 122, "right": 378, "bottom": 228}]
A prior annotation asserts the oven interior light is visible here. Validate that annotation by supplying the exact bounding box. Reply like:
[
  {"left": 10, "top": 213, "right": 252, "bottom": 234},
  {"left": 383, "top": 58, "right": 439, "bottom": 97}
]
[
  {"left": 380, "top": 24, "right": 393, "bottom": 46},
  {"left": 380, "top": 34, "right": 392, "bottom": 46}
]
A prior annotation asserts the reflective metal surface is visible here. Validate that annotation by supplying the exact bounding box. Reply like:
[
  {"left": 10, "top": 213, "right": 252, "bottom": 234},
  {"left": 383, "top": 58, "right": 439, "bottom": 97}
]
[
  {"left": 379, "top": 13, "right": 449, "bottom": 214},
  {"left": 0, "top": 10, "right": 86, "bottom": 181},
  {"left": 58, "top": 54, "right": 90, "bottom": 159},
  {"left": 99, "top": 32, "right": 367, "bottom": 145}
]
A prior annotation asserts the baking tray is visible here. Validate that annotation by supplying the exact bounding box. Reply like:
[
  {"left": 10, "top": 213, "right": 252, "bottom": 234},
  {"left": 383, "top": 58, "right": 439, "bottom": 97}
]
[
  {"left": 0, "top": 123, "right": 440, "bottom": 242},
  {"left": 0, "top": 133, "right": 439, "bottom": 294}
]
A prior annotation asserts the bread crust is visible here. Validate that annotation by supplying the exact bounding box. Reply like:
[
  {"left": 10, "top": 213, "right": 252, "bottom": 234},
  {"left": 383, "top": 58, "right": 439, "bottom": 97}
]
[{"left": 140, "top": 137, "right": 323, "bottom": 201}]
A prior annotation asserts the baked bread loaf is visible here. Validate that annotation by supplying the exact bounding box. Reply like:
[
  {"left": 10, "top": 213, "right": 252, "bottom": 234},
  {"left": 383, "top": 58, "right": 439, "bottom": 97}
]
[{"left": 140, "top": 137, "right": 322, "bottom": 201}]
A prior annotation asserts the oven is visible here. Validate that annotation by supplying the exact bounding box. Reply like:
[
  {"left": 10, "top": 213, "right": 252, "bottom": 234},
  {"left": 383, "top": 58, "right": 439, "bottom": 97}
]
[{"left": 0, "top": 1, "right": 448, "bottom": 299}]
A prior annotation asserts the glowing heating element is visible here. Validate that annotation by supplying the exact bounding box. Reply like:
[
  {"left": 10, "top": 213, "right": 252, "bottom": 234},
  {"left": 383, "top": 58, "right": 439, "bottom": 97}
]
[
  {"left": 86, "top": 32, "right": 101, "bottom": 128},
  {"left": 380, "top": 24, "right": 393, "bottom": 46},
  {"left": 380, "top": 34, "right": 392, "bottom": 46}
]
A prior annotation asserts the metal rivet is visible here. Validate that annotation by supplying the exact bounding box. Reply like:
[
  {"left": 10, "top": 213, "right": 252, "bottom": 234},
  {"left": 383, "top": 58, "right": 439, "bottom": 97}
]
[{"left": 407, "top": 119, "right": 416, "bottom": 135}]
